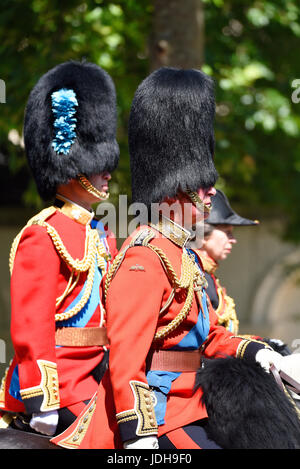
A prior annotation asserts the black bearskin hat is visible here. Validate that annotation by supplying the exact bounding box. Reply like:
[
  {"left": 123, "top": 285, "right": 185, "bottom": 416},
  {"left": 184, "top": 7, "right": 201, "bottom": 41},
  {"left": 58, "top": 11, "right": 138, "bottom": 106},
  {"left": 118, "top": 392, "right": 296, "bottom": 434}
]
[
  {"left": 24, "top": 60, "right": 119, "bottom": 201},
  {"left": 129, "top": 67, "right": 218, "bottom": 207},
  {"left": 207, "top": 189, "right": 259, "bottom": 226}
]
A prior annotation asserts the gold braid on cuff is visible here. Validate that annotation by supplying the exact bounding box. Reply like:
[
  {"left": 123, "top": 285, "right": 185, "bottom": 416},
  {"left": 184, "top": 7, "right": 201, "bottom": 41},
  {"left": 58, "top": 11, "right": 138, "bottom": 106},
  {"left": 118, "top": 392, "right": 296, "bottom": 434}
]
[{"left": 78, "top": 175, "right": 109, "bottom": 201}]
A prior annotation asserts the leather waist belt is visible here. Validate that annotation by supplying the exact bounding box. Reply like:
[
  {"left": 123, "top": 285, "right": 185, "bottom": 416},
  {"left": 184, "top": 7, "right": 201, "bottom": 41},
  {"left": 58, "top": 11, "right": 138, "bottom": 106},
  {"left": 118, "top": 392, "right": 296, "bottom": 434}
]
[
  {"left": 146, "top": 349, "right": 201, "bottom": 372},
  {"left": 55, "top": 327, "right": 108, "bottom": 347}
]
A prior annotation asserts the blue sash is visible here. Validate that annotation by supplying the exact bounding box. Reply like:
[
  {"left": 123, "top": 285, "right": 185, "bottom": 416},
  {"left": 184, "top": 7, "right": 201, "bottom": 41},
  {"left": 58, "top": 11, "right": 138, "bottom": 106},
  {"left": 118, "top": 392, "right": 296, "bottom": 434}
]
[{"left": 9, "top": 221, "right": 108, "bottom": 401}]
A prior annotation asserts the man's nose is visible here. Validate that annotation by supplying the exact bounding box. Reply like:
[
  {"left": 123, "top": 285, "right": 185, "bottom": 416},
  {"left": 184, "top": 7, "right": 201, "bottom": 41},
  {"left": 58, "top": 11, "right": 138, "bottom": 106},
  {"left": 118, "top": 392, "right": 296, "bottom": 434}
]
[
  {"left": 103, "top": 172, "right": 111, "bottom": 181},
  {"left": 207, "top": 186, "right": 216, "bottom": 197}
]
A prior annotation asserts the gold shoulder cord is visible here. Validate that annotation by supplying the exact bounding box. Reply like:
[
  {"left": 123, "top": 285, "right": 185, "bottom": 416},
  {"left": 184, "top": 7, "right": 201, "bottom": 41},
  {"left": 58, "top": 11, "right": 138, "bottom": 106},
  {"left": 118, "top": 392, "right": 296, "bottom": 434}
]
[
  {"left": 104, "top": 230, "right": 204, "bottom": 342},
  {"left": 9, "top": 206, "right": 107, "bottom": 322},
  {"left": 147, "top": 244, "right": 196, "bottom": 341},
  {"left": 9, "top": 206, "right": 57, "bottom": 275}
]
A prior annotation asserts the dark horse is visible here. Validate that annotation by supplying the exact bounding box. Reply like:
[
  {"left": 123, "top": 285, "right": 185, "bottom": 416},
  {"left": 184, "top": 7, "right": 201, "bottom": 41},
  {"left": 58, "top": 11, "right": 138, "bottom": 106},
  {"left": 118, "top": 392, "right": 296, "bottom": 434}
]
[
  {"left": 0, "top": 428, "right": 61, "bottom": 449},
  {"left": 1, "top": 357, "right": 300, "bottom": 449},
  {"left": 195, "top": 357, "right": 300, "bottom": 449}
]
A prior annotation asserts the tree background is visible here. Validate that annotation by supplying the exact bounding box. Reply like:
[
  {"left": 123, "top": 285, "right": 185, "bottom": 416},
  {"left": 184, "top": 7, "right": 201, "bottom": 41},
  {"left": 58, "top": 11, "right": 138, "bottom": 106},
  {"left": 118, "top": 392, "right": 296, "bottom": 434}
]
[{"left": 1, "top": 0, "right": 300, "bottom": 241}]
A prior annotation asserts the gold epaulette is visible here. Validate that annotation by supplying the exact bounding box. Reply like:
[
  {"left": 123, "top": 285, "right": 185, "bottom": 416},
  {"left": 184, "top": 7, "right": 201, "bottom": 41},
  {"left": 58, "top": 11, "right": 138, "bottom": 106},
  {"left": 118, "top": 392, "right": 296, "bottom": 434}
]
[
  {"left": 9, "top": 206, "right": 57, "bottom": 275},
  {"left": 104, "top": 228, "right": 205, "bottom": 342},
  {"left": 103, "top": 229, "right": 155, "bottom": 299}
]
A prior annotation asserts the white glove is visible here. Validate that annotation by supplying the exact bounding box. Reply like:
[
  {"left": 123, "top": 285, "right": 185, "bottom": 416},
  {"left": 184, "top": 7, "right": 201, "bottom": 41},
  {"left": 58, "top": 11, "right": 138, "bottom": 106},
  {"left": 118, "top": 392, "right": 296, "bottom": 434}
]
[
  {"left": 280, "top": 354, "right": 300, "bottom": 400},
  {"left": 29, "top": 410, "right": 59, "bottom": 436},
  {"left": 255, "top": 348, "right": 283, "bottom": 373},
  {"left": 124, "top": 436, "right": 159, "bottom": 449}
]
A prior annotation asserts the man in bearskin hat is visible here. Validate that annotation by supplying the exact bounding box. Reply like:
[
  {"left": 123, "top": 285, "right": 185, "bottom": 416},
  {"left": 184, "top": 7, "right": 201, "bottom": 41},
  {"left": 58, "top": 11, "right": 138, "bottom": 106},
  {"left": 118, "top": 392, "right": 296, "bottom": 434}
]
[
  {"left": 52, "top": 67, "right": 288, "bottom": 449},
  {"left": 0, "top": 60, "right": 119, "bottom": 436}
]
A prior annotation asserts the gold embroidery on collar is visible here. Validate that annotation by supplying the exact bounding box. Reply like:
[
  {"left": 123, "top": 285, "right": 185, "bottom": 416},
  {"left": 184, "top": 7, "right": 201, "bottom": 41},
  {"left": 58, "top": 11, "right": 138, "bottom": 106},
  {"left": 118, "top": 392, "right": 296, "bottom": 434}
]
[
  {"left": 197, "top": 252, "right": 218, "bottom": 274},
  {"left": 215, "top": 280, "right": 239, "bottom": 335},
  {"left": 56, "top": 195, "right": 94, "bottom": 225},
  {"left": 149, "top": 216, "right": 191, "bottom": 248},
  {"left": 197, "top": 252, "right": 239, "bottom": 333}
]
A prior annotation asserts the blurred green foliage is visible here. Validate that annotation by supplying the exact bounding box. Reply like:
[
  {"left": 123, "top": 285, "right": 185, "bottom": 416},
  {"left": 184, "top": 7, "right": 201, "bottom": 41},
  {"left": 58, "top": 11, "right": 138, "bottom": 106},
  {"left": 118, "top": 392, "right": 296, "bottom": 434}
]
[
  {"left": 1, "top": 0, "right": 300, "bottom": 240},
  {"left": 203, "top": 0, "right": 300, "bottom": 240},
  {"left": 0, "top": 0, "right": 152, "bottom": 208}
]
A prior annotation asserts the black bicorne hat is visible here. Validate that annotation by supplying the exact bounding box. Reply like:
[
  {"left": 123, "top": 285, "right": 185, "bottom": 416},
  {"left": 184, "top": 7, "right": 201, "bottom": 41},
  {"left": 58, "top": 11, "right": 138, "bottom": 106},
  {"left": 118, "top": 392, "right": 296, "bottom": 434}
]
[
  {"left": 129, "top": 67, "right": 218, "bottom": 207},
  {"left": 24, "top": 60, "right": 119, "bottom": 201},
  {"left": 207, "top": 190, "right": 259, "bottom": 226}
]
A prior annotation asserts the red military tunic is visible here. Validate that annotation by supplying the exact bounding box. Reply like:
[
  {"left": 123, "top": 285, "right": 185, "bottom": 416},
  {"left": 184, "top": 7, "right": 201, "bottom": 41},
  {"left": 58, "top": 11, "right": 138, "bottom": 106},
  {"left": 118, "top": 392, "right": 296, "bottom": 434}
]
[
  {"left": 52, "top": 217, "right": 268, "bottom": 449},
  {"left": 0, "top": 197, "right": 117, "bottom": 416}
]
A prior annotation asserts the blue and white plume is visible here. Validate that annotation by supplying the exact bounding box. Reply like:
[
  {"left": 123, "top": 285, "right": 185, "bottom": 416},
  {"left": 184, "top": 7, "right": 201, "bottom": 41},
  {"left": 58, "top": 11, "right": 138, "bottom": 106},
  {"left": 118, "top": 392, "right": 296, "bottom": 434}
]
[{"left": 51, "top": 88, "right": 78, "bottom": 155}]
